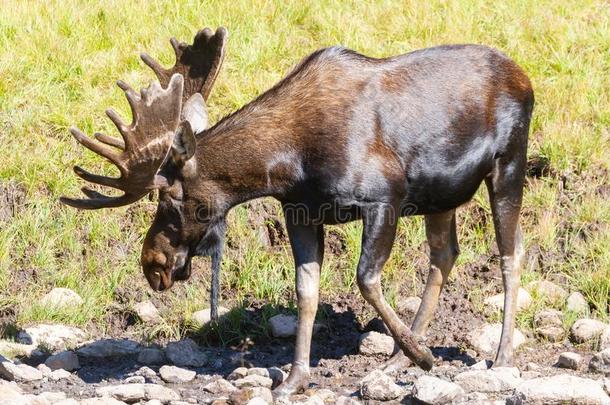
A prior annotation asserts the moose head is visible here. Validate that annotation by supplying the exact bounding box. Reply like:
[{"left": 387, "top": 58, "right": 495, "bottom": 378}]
[{"left": 60, "top": 28, "right": 228, "bottom": 303}]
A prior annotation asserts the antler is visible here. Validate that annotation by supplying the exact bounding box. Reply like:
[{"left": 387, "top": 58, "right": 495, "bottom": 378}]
[
  {"left": 141, "top": 27, "right": 227, "bottom": 102},
  {"left": 60, "top": 74, "right": 184, "bottom": 209}
]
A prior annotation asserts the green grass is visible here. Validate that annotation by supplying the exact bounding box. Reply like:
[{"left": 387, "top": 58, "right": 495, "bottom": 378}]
[{"left": 0, "top": 0, "right": 608, "bottom": 340}]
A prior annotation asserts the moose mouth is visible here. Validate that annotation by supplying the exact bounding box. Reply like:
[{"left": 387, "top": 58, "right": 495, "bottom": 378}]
[{"left": 148, "top": 257, "right": 192, "bottom": 292}]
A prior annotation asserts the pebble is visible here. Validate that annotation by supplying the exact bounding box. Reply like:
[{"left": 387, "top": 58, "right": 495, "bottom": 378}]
[
  {"left": 227, "top": 367, "right": 249, "bottom": 380},
  {"left": 159, "top": 365, "right": 196, "bottom": 383},
  {"left": 534, "top": 309, "right": 565, "bottom": 342},
  {"left": 526, "top": 280, "right": 568, "bottom": 302},
  {"left": 0, "top": 356, "right": 43, "bottom": 381},
  {"left": 358, "top": 331, "right": 395, "bottom": 356},
  {"left": 566, "top": 291, "right": 588, "bottom": 314},
  {"left": 511, "top": 374, "right": 610, "bottom": 404},
  {"left": 571, "top": 318, "right": 607, "bottom": 343},
  {"left": 45, "top": 350, "right": 80, "bottom": 371},
  {"left": 165, "top": 339, "right": 207, "bottom": 367},
  {"left": 601, "top": 326, "right": 610, "bottom": 350},
  {"left": 203, "top": 378, "right": 238, "bottom": 394},
  {"left": 134, "top": 301, "right": 162, "bottom": 323},
  {"left": 454, "top": 367, "right": 521, "bottom": 393},
  {"left": 468, "top": 323, "right": 526, "bottom": 354},
  {"left": 124, "top": 375, "right": 146, "bottom": 384},
  {"left": 49, "top": 368, "right": 72, "bottom": 381},
  {"left": 77, "top": 339, "right": 140, "bottom": 358},
  {"left": 359, "top": 369, "right": 403, "bottom": 401},
  {"left": 191, "top": 306, "right": 230, "bottom": 327},
  {"left": 589, "top": 348, "right": 610, "bottom": 376},
  {"left": 484, "top": 288, "right": 532, "bottom": 312},
  {"left": 232, "top": 374, "right": 273, "bottom": 389},
  {"left": 16, "top": 324, "right": 87, "bottom": 352},
  {"left": 397, "top": 296, "right": 421, "bottom": 315},
  {"left": 412, "top": 375, "right": 465, "bottom": 404},
  {"left": 557, "top": 352, "right": 582, "bottom": 370},
  {"left": 269, "top": 314, "right": 297, "bottom": 338},
  {"left": 41, "top": 288, "right": 84, "bottom": 309},
  {"left": 96, "top": 383, "right": 179, "bottom": 402}
]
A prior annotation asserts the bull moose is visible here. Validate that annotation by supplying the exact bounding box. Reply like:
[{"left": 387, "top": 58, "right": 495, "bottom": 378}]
[{"left": 61, "top": 26, "right": 534, "bottom": 396}]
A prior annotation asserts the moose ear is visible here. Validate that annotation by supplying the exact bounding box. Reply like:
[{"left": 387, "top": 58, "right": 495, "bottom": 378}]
[
  {"left": 181, "top": 93, "right": 208, "bottom": 134},
  {"left": 172, "top": 120, "right": 197, "bottom": 164}
]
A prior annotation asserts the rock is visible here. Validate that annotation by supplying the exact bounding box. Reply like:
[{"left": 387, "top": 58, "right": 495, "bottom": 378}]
[
  {"left": 359, "top": 369, "right": 403, "bottom": 401},
  {"left": 269, "top": 314, "right": 297, "bottom": 338},
  {"left": 566, "top": 291, "right": 588, "bottom": 314},
  {"left": 455, "top": 392, "right": 492, "bottom": 404},
  {"left": 0, "top": 356, "right": 43, "bottom": 381},
  {"left": 159, "top": 365, "right": 196, "bottom": 383},
  {"left": 511, "top": 374, "right": 610, "bottom": 404},
  {"left": 397, "top": 296, "right": 421, "bottom": 315},
  {"left": 336, "top": 396, "right": 361, "bottom": 405},
  {"left": 470, "top": 359, "right": 493, "bottom": 370},
  {"left": 605, "top": 379, "right": 610, "bottom": 395},
  {"left": 247, "top": 367, "right": 270, "bottom": 378},
  {"left": 124, "top": 376, "right": 146, "bottom": 384},
  {"left": 37, "top": 363, "right": 52, "bottom": 376},
  {"left": 358, "top": 331, "right": 395, "bottom": 356},
  {"left": 571, "top": 318, "right": 607, "bottom": 343},
  {"left": 412, "top": 375, "right": 465, "bottom": 404},
  {"left": 454, "top": 367, "right": 521, "bottom": 393},
  {"left": 589, "top": 348, "right": 610, "bottom": 376},
  {"left": 313, "top": 388, "right": 336, "bottom": 403},
  {"left": 49, "top": 368, "right": 72, "bottom": 381},
  {"left": 135, "top": 366, "right": 157, "bottom": 379},
  {"left": 165, "top": 339, "right": 207, "bottom": 367},
  {"left": 557, "top": 352, "right": 582, "bottom": 370},
  {"left": 137, "top": 348, "right": 166, "bottom": 365},
  {"left": 537, "top": 326, "right": 565, "bottom": 342},
  {"left": 191, "top": 307, "right": 230, "bottom": 327},
  {"left": 245, "top": 398, "right": 269, "bottom": 405},
  {"left": 16, "top": 324, "right": 87, "bottom": 352},
  {"left": 96, "top": 384, "right": 179, "bottom": 402},
  {"left": 484, "top": 288, "right": 532, "bottom": 312},
  {"left": 232, "top": 375, "right": 273, "bottom": 389},
  {"left": 468, "top": 323, "right": 526, "bottom": 354},
  {"left": 45, "top": 350, "right": 80, "bottom": 371},
  {"left": 534, "top": 309, "right": 565, "bottom": 342},
  {"left": 0, "top": 380, "right": 23, "bottom": 402},
  {"left": 41, "top": 288, "right": 83, "bottom": 309},
  {"left": 133, "top": 301, "right": 162, "bottom": 323},
  {"left": 203, "top": 378, "right": 237, "bottom": 394},
  {"left": 77, "top": 339, "right": 140, "bottom": 358},
  {"left": 601, "top": 326, "right": 610, "bottom": 350},
  {"left": 0, "top": 340, "right": 37, "bottom": 358},
  {"left": 227, "top": 367, "right": 249, "bottom": 380},
  {"left": 522, "top": 370, "right": 542, "bottom": 380},
  {"left": 37, "top": 392, "right": 67, "bottom": 402},
  {"left": 267, "top": 366, "right": 286, "bottom": 388},
  {"left": 526, "top": 280, "right": 568, "bottom": 302},
  {"left": 229, "top": 387, "right": 273, "bottom": 405},
  {"left": 80, "top": 399, "right": 127, "bottom": 405}
]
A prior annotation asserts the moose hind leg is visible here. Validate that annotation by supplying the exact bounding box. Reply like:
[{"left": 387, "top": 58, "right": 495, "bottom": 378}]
[
  {"left": 357, "top": 205, "right": 434, "bottom": 370},
  {"left": 384, "top": 210, "right": 459, "bottom": 372},
  {"left": 486, "top": 158, "right": 526, "bottom": 367},
  {"left": 273, "top": 220, "right": 324, "bottom": 397}
]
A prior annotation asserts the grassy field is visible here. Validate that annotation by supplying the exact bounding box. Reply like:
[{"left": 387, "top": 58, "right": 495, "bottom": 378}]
[{"left": 0, "top": 0, "right": 608, "bottom": 341}]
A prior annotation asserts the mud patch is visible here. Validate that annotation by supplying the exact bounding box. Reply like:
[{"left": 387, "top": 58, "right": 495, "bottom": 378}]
[{"left": 0, "top": 180, "right": 26, "bottom": 223}]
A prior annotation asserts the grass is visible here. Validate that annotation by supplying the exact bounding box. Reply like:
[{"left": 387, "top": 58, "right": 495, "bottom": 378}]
[{"left": 0, "top": 0, "right": 608, "bottom": 342}]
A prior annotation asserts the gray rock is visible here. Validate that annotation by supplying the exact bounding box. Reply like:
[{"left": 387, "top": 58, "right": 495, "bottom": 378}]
[
  {"left": 191, "top": 307, "right": 230, "bottom": 327},
  {"left": 358, "top": 331, "right": 395, "bottom": 356},
  {"left": 49, "top": 368, "right": 72, "bottom": 381},
  {"left": 137, "top": 348, "right": 166, "bottom": 365},
  {"left": 359, "top": 369, "right": 403, "bottom": 401},
  {"left": 16, "top": 324, "right": 87, "bottom": 352},
  {"left": 557, "top": 352, "right": 582, "bottom": 370},
  {"left": 571, "top": 318, "right": 607, "bottom": 343},
  {"left": 601, "top": 326, "right": 610, "bottom": 350},
  {"left": 566, "top": 291, "right": 588, "bottom": 314},
  {"left": 605, "top": 379, "right": 610, "bottom": 395},
  {"left": 247, "top": 367, "right": 270, "bottom": 377},
  {"left": 534, "top": 309, "right": 565, "bottom": 342},
  {"left": 527, "top": 280, "right": 568, "bottom": 302},
  {"left": 313, "top": 388, "right": 336, "bottom": 403},
  {"left": 512, "top": 374, "right": 610, "bottom": 404},
  {"left": 412, "top": 375, "right": 465, "bottom": 404},
  {"left": 96, "top": 384, "right": 179, "bottom": 402},
  {"left": 454, "top": 367, "right": 521, "bottom": 393},
  {"left": 37, "top": 363, "right": 52, "bottom": 376},
  {"left": 135, "top": 366, "right": 157, "bottom": 379},
  {"left": 589, "top": 348, "right": 610, "bottom": 376},
  {"left": 269, "top": 314, "right": 297, "bottom": 338},
  {"left": 37, "top": 391, "right": 67, "bottom": 403},
  {"left": 484, "top": 288, "right": 532, "bottom": 312},
  {"left": 45, "top": 350, "right": 80, "bottom": 371},
  {"left": 397, "top": 296, "right": 421, "bottom": 315},
  {"left": 203, "top": 378, "right": 237, "bottom": 394},
  {"left": 537, "top": 326, "right": 565, "bottom": 342},
  {"left": 124, "top": 375, "right": 146, "bottom": 384},
  {"left": 336, "top": 396, "right": 361, "bottom": 405},
  {"left": 80, "top": 399, "right": 127, "bottom": 405},
  {"left": 165, "top": 339, "right": 207, "bottom": 367},
  {"left": 159, "top": 365, "right": 196, "bottom": 383},
  {"left": 0, "top": 356, "right": 43, "bottom": 381},
  {"left": 77, "top": 339, "right": 140, "bottom": 358},
  {"left": 133, "top": 301, "right": 162, "bottom": 323},
  {"left": 41, "top": 288, "right": 84, "bottom": 309},
  {"left": 267, "top": 366, "right": 286, "bottom": 388},
  {"left": 0, "top": 380, "right": 23, "bottom": 402},
  {"left": 470, "top": 360, "right": 493, "bottom": 370},
  {"left": 232, "top": 374, "right": 273, "bottom": 389},
  {"left": 227, "top": 367, "right": 249, "bottom": 380},
  {"left": 468, "top": 323, "right": 526, "bottom": 354}
]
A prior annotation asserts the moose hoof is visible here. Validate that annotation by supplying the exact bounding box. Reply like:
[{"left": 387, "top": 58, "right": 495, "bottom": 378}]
[
  {"left": 272, "top": 366, "right": 309, "bottom": 398},
  {"left": 396, "top": 332, "right": 434, "bottom": 371}
]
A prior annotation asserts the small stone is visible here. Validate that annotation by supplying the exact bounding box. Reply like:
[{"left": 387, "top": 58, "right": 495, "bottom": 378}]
[
  {"left": 37, "top": 363, "right": 52, "bottom": 376},
  {"left": 0, "top": 356, "right": 43, "bottom": 381},
  {"left": 135, "top": 366, "right": 157, "bottom": 379},
  {"left": 601, "top": 326, "right": 610, "bottom": 350},
  {"left": 536, "top": 326, "right": 565, "bottom": 342},
  {"left": 191, "top": 306, "right": 230, "bottom": 327},
  {"left": 589, "top": 348, "right": 610, "bottom": 376},
  {"left": 16, "top": 324, "right": 87, "bottom": 352},
  {"left": 125, "top": 375, "right": 146, "bottom": 384},
  {"left": 229, "top": 386, "right": 273, "bottom": 405},
  {"left": 232, "top": 374, "right": 273, "bottom": 389},
  {"left": 80, "top": 399, "right": 127, "bottom": 405},
  {"left": 358, "top": 331, "right": 395, "bottom": 356},
  {"left": 203, "top": 378, "right": 237, "bottom": 394},
  {"left": 41, "top": 288, "right": 83, "bottom": 309},
  {"left": 77, "top": 339, "right": 140, "bottom": 358},
  {"left": 484, "top": 288, "right": 532, "bottom": 312},
  {"left": 454, "top": 367, "right": 521, "bottom": 393},
  {"left": 512, "top": 374, "right": 610, "bottom": 404},
  {"left": 165, "top": 339, "right": 207, "bottom": 367},
  {"left": 96, "top": 383, "right": 179, "bottom": 402},
  {"left": 37, "top": 392, "right": 67, "bottom": 402},
  {"left": 45, "top": 350, "right": 80, "bottom": 371},
  {"left": 468, "top": 323, "right": 526, "bottom": 354},
  {"left": 159, "top": 365, "right": 196, "bottom": 383},
  {"left": 534, "top": 309, "right": 565, "bottom": 342},
  {"left": 525, "top": 362, "right": 540, "bottom": 371},
  {"left": 267, "top": 366, "right": 286, "bottom": 388},
  {"left": 134, "top": 301, "right": 162, "bottom": 323},
  {"left": 521, "top": 371, "right": 542, "bottom": 379},
  {"left": 336, "top": 396, "right": 361, "bottom": 405},
  {"left": 571, "top": 318, "right": 607, "bottom": 343},
  {"left": 359, "top": 369, "right": 403, "bottom": 401},
  {"left": 137, "top": 348, "right": 166, "bottom": 365},
  {"left": 247, "top": 367, "right": 270, "bottom": 377},
  {"left": 397, "top": 296, "right": 421, "bottom": 315},
  {"left": 557, "top": 352, "right": 582, "bottom": 370},
  {"left": 313, "top": 388, "right": 336, "bottom": 403},
  {"left": 566, "top": 291, "right": 588, "bottom": 313},
  {"left": 269, "top": 314, "right": 297, "bottom": 338},
  {"left": 470, "top": 359, "right": 492, "bottom": 370},
  {"left": 412, "top": 375, "right": 465, "bottom": 404},
  {"left": 49, "top": 368, "right": 72, "bottom": 381},
  {"left": 526, "top": 280, "right": 568, "bottom": 302},
  {"left": 227, "top": 367, "right": 249, "bottom": 380}
]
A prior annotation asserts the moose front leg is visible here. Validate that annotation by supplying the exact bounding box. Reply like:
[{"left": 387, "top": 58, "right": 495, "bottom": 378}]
[
  {"left": 357, "top": 205, "right": 434, "bottom": 370},
  {"left": 274, "top": 219, "right": 324, "bottom": 397}
]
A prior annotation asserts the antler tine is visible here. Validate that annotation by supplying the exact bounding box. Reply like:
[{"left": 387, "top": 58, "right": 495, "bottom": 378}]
[
  {"left": 70, "top": 127, "right": 122, "bottom": 168},
  {"left": 94, "top": 132, "right": 125, "bottom": 150}
]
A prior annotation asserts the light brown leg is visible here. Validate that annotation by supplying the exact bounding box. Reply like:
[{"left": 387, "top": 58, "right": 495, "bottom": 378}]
[
  {"left": 384, "top": 210, "right": 459, "bottom": 372},
  {"left": 273, "top": 219, "right": 323, "bottom": 397}
]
